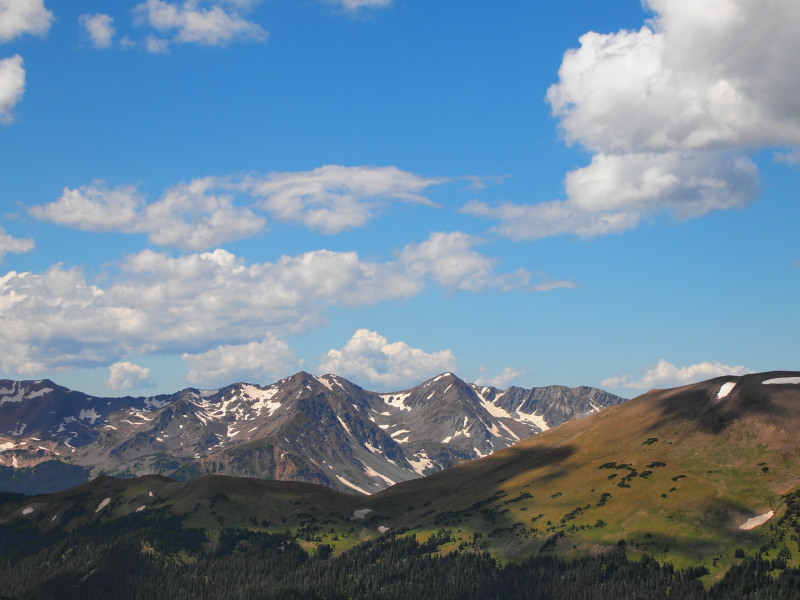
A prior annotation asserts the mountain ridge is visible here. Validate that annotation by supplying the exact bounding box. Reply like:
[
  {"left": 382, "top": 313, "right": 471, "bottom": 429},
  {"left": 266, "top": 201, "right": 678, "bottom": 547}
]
[{"left": 0, "top": 371, "right": 626, "bottom": 494}]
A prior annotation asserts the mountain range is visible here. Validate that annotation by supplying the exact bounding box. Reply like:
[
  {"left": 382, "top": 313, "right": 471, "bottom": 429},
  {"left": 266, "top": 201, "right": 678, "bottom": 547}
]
[
  {"left": 0, "top": 372, "right": 625, "bottom": 495},
  {"left": 2, "top": 370, "right": 799, "bottom": 598}
]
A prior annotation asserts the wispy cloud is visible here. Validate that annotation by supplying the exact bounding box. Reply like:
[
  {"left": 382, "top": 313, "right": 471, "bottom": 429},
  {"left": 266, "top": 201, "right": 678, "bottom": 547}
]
[
  {"left": 0, "top": 225, "right": 34, "bottom": 261},
  {"left": 29, "top": 166, "right": 450, "bottom": 248},
  {"left": 0, "top": 55, "right": 25, "bottom": 125},
  {"left": 132, "top": 0, "right": 268, "bottom": 51},
  {"left": 474, "top": 366, "right": 525, "bottom": 389},
  {"left": 325, "top": 0, "right": 393, "bottom": 16}
]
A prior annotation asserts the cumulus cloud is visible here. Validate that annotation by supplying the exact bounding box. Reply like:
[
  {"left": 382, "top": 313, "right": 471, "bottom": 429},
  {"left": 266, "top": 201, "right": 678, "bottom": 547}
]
[
  {"left": 319, "top": 329, "right": 456, "bottom": 390},
  {"left": 0, "top": 233, "right": 546, "bottom": 376},
  {"left": 133, "top": 0, "right": 268, "bottom": 51},
  {"left": 468, "top": 0, "right": 799, "bottom": 239},
  {"left": 0, "top": 226, "right": 34, "bottom": 261},
  {"left": 183, "top": 336, "right": 297, "bottom": 386},
  {"left": 474, "top": 367, "right": 525, "bottom": 389},
  {"left": 249, "top": 165, "right": 446, "bottom": 234},
  {"left": 397, "top": 231, "right": 531, "bottom": 292},
  {"left": 106, "top": 361, "right": 154, "bottom": 390},
  {"left": 79, "top": 14, "right": 115, "bottom": 49},
  {"left": 30, "top": 167, "right": 453, "bottom": 248},
  {"left": 600, "top": 358, "right": 753, "bottom": 390},
  {"left": 0, "top": 0, "right": 53, "bottom": 42},
  {"left": 0, "top": 55, "right": 24, "bottom": 125}
]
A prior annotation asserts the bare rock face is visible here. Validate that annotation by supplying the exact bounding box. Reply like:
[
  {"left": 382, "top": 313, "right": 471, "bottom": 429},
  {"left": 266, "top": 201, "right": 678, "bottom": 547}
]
[{"left": 0, "top": 372, "right": 626, "bottom": 494}]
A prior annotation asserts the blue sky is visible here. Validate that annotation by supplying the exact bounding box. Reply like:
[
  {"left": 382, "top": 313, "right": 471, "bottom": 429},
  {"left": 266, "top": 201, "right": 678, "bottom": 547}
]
[{"left": 0, "top": 0, "right": 797, "bottom": 397}]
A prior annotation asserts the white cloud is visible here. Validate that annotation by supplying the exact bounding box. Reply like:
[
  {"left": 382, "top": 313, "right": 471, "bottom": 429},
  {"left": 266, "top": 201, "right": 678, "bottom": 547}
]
[
  {"left": 106, "top": 361, "right": 154, "bottom": 390},
  {"left": 79, "top": 14, "right": 115, "bottom": 49},
  {"left": 183, "top": 336, "right": 297, "bottom": 386},
  {"left": 249, "top": 165, "right": 446, "bottom": 234},
  {"left": 30, "top": 179, "right": 265, "bottom": 251},
  {"left": 0, "top": 234, "right": 539, "bottom": 376},
  {"left": 464, "top": 151, "right": 759, "bottom": 240},
  {"left": 0, "top": 226, "right": 34, "bottom": 261},
  {"left": 548, "top": 0, "right": 800, "bottom": 154},
  {"left": 29, "top": 182, "right": 144, "bottom": 231},
  {"left": 398, "top": 231, "right": 528, "bottom": 292},
  {"left": 0, "top": 0, "right": 53, "bottom": 42},
  {"left": 468, "top": 0, "right": 799, "bottom": 239},
  {"left": 397, "top": 231, "right": 569, "bottom": 292},
  {"left": 30, "top": 167, "right": 455, "bottom": 248},
  {"left": 326, "top": 0, "right": 392, "bottom": 14},
  {"left": 474, "top": 366, "right": 525, "bottom": 389},
  {"left": 600, "top": 358, "right": 753, "bottom": 390},
  {"left": 0, "top": 55, "right": 24, "bottom": 125},
  {"left": 141, "top": 178, "right": 265, "bottom": 250},
  {"left": 133, "top": 0, "right": 268, "bottom": 51},
  {"left": 319, "top": 329, "right": 456, "bottom": 390}
]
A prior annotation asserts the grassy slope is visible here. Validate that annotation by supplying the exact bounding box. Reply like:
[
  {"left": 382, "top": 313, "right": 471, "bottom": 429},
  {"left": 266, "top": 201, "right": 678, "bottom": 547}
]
[{"left": 359, "top": 372, "right": 800, "bottom": 575}]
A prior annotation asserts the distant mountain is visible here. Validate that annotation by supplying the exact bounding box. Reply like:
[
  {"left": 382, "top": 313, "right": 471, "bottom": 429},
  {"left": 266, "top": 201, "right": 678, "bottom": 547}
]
[
  {"left": 2, "top": 371, "right": 799, "bottom": 588},
  {"left": 0, "top": 372, "right": 625, "bottom": 494}
]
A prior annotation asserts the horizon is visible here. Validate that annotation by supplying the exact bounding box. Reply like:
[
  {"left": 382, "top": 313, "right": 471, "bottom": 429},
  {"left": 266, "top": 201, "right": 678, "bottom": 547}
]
[{"left": 0, "top": 0, "right": 797, "bottom": 400}]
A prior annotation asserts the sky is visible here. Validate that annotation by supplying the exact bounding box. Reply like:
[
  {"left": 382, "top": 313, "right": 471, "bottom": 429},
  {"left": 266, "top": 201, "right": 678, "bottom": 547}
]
[{"left": 0, "top": 0, "right": 798, "bottom": 398}]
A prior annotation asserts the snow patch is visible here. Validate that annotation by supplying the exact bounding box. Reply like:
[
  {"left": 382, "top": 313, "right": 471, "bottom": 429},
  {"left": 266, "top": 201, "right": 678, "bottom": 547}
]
[
  {"left": 716, "top": 382, "right": 736, "bottom": 400},
  {"left": 315, "top": 375, "right": 334, "bottom": 391},
  {"left": 390, "top": 429, "right": 410, "bottom": 439},
  {"left": 135, "top": 505, "right": 146, "bottom": 512},
  {"left": 408, "top": 452, "right": 433, "bottom": 475},
  {"left": 381, "top": 392, "right": 412, "bottom": 411},
  {"left": 242, "top": 384, "right": 282, "bottom": 417},
  {"left": 378, "top": 526, "right": 390, "bottom": 533},
  {"left": 27, "top": 387, "right": 53, "bottom": 399},
  {"left": 364, "top": 442, "right": 381, "bottom": 454},
  {"left": 145, "top": 397, "right": 172, "bottom": 409},
  {"left": 515, "top": 410, "right": 550, "bottom": 431},
  {"left": 337, "top": 475, "right": 370, "bottom": 495},
  {"left": 95, "top": 498, "right": 111, "bottom": 513},
  {"left": 22, "top": 506, "right": 34, "bottom": 515},
  {"left": 480, "top": 397, "right": 512, "bottom": 419},
  {"left": 740, "top": 511, "right": 774, "bottom": 530},
  {"left": 362, "top": 464, "right": 395, "bottom": 487},
  {"left": 336, "top": 415, "right": 352, "bottom": 436},
  {"left": 11, "top": 423, "right": 26, "bottom": 436},
  {"left": 0, "top": 441, "right": 17, "bottom": 451},
  {"left": 0, "top": 382, "right": 27, "bottom": 404},
  {"left": 78, "top": 408, "right": 101, "bottom": 424},
  {"left": 352, "top": 508, "right": 372, "bottom": 520},
  {"left": 763, "top": 377, "right": 800, "bottom": 385}
]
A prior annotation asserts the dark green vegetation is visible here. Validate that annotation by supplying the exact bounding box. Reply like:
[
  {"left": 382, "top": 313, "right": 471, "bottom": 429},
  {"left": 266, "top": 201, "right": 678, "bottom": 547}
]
[
  {"left": 3, "top": 509, "right": 800, "bottom": 600},
  {"left": 1, "top": 371, "right": 800, "bottom": 598}
]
